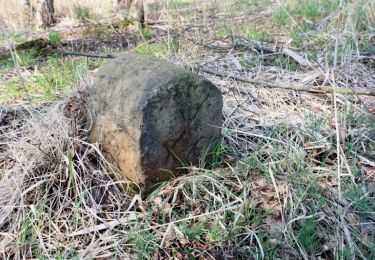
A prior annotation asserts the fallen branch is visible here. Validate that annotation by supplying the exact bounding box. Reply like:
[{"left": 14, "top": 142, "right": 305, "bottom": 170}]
[
  {"left": 0, "top": 38, "right": 59, "bottom": 62},
  {"left": 62, "top": 51, "right": 118, "bottom": 59},
  {"left": 199, "top": 67, "right": 375, "bottom": 97},
  {"left": 231, "top": 35, "right": 274, "bottom": 54}
]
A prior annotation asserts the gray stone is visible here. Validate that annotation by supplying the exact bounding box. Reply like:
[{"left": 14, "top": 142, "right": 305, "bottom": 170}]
[{"left": 88, "top": 53, "right": 223, "bottom": 192}]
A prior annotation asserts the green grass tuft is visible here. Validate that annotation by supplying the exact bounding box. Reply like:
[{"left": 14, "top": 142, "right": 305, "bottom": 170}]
[{"left": 73, "top": 5, "right": 92, "bottom": 22}]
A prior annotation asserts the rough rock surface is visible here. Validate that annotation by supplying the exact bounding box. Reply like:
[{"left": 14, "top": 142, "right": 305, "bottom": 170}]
[{"left": 88, "top": 53, "right": 223, "bottom": 192}]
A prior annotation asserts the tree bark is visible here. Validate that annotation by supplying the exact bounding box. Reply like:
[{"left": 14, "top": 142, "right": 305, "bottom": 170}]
[
  {"left": 21, "top": 0, "right": 55, "bottom": 28},
  {"left": 21, "top": 0, "right": 33, "bottom": 26},
  {"left": 40, "top": 0, "right": 55, "bottom": 28},
  {"left": 117, "top": 0, "right": 133, "bottom": 10},
  {"left": 117, "top": 0, "right": 145, "bottom": 28},
  {"left": 135, "top": 0, "right": 145, "bottom": 28}
]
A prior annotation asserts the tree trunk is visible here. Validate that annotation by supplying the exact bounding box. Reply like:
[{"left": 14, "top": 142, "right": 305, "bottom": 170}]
[
  {"left": 21, "top": 0, "right": 34, "bottom": 26},
  {"left": 135, "top": 0, "right": 145, "bottom": 28},
  {"left": 21, "top": 0, "right": 55, "bottom": 28},
  {"left": 117, "top": 0, "right": 133, "bottom": 10},
  {"left": 117, "top": 0, "right": 145, "bottom": 28},
  {"left": 40, "top": 0, "right": 55, "bottom": 28}
]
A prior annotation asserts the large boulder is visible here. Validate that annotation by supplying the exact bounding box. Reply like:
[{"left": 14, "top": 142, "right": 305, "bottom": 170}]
[{"left": 88, "top": 53, "right": 223, "bottom": 192}]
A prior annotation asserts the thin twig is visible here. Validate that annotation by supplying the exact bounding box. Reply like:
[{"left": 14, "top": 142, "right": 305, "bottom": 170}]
[{"left": 198, "top": 67, "right": 375, "bottom": 96}]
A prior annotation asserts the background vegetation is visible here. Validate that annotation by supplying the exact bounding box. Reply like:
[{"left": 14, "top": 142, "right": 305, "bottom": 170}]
[{"left": 0, "top": 0, "right": 374, "bottom": 259}]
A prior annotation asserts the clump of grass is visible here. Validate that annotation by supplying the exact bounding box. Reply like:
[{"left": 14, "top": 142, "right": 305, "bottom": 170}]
[
  {"left": 168, "top": 0, "right": 191, "bottom": 9},
  {"left": 238, "top": 25, "right": 271, "bottom": 41},
  {"left": 0, "top": 92, "right": 136, "bottom": 258},
  {"left": 272, "top": 8, "right": 290, "bottom": 26},
  {"left": 73, "top": 5, "right": 92, "bottom": 23},
  {"left": 294, "top": 0, "right": 339, "bottom": 19},
  {"left": 270, "top": 0, "right": 373, "bottom": 59},
  {"left": 134, "top": 42, "right": 169, "bottom": 58},
  {"left": 296, "top": 218, "right": 324, "bottom": 254},
  {"left": 1, "top": 53, "right": 34, "bottom": 68},
  {"left": 1, "top": 56, "right": 105, "bottom": 104},
  {"left": 48, "top": 32, "right": 61, "bottom": 44},
  {"left": 128, "top": 225, "right": 158, "bottom": 258}
]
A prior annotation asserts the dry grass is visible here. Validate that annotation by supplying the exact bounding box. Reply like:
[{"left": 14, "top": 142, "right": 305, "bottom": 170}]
[
  {"left": 0, "top": 89, "right": 138, "bottom": 258},
  {"left": 1, "top": 77, "right": 374, "bottom": 258},
  {"left": 1, "top": 0, "right": 375, "bottom": 258},
  {"left": 0, "top": 0, "right": 115, "bottom": 29}
]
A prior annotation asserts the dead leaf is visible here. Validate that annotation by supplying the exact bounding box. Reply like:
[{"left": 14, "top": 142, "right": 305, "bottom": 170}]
[{"left": 251, "top": 175, "right": 287, "bottom": 213}]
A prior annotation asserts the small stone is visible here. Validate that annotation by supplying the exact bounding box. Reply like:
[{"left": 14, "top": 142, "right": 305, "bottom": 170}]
[{"left": 88, "top": 53, "right": 223, "bottom": 192}]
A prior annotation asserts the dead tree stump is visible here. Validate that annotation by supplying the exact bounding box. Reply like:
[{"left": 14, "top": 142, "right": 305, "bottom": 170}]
[{"left": 88, "top": 53, "right": 223, "bottom": 192}]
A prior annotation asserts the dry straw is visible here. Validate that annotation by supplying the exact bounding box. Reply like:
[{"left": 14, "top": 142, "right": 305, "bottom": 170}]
[{"left": 0, "top": 0, "right": 374, "bottom": 258}]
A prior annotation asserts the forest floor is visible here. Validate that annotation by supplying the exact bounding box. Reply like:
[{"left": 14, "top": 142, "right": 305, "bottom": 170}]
[{"left": 1, "top": 0, "right": 375, "bottom": 259}]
